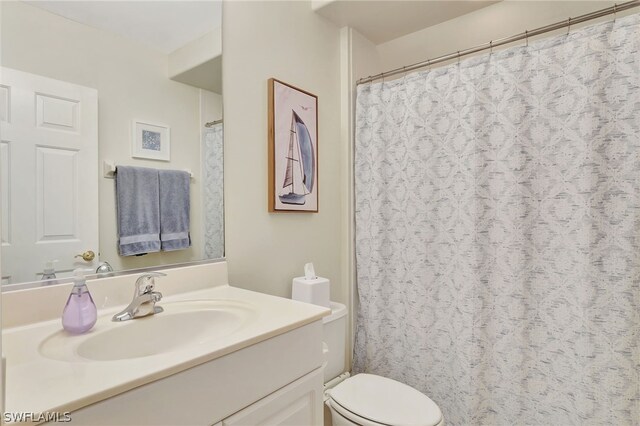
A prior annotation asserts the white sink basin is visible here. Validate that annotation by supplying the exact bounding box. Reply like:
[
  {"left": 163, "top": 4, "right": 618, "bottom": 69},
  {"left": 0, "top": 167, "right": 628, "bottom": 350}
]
[{"left": 39, "top": 299, "right": 257, "bottom": 362}]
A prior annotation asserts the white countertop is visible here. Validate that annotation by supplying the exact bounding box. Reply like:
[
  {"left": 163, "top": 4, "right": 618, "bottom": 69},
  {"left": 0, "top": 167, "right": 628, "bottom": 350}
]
[{"left": 3, "top": 284, "right": 329, "bottom": 419}]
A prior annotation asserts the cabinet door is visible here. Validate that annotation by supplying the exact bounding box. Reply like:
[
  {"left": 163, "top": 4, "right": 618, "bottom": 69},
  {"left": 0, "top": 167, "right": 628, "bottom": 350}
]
[{"left": 222, "top": 367, "right": 323, "bottom": 426}]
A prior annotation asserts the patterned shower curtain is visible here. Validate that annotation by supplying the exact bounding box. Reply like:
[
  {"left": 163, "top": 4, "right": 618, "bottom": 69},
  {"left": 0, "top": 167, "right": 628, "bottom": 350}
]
[
  {"left": 354, "top": 14, "right": 639, "bottom": 426},
  {"left": 203, "top": 123, "right": 224, "bottom": 259}
]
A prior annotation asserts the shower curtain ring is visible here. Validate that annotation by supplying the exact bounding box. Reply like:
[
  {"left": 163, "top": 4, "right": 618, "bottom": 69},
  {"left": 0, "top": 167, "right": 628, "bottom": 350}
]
[
  {"left": 613, "top": 4, "right": 617, "bottom": 22},
  {"left": 567, "top": 17, "right": 572, "bottom": 35},
  {"left": 525, "top": 30, "right": 529, "bottom": 47},
  {"left": 489, "top": 41, "right": 493, "bottom": 55}
]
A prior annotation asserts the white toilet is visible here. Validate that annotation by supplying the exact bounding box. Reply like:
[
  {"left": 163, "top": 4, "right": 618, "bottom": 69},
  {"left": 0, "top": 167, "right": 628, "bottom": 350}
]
[{"left": 323, "top": 303, "right": 444, "bottom": 426}]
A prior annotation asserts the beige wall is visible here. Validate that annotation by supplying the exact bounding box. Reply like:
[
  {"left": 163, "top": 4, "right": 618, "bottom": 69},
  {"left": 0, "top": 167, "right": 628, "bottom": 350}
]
[
  {"left": 1, "top": 1, "right": 206, "bottom": 272},
  {"left": 223, "top": 1, "right": 345, "bottom": 302},
  {"left": 200, "top": 90, "right": 223, "bottom": 127},
  {"left": 0, "top": 0, "right": 3, "bottom": 408},
  {"left": 375, "top": 1, "right": 621, "bottom": 72},
  {"left": 338, "top": 26, "right": 381, "bottom": 368}
]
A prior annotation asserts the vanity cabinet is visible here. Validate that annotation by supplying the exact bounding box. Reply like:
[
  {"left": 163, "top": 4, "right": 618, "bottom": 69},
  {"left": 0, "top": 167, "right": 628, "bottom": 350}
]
[
  {"left": 220, "top": 367, "right": 323, "bottom": 425},
  {"left": 60, "top": 321, "right": 324, "bottom": 426},
  {"left": 4, "top": 263, "right": 329, "bottom": 426}
]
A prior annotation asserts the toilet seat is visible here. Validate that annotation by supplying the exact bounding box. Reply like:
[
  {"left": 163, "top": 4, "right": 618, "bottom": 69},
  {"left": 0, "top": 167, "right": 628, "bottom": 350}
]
[
  {"left": 328, "top": 398, "right": 395, "bottom": 426},
  {"left": 327, "top": 374, "right": 443, "bottom": 426}
]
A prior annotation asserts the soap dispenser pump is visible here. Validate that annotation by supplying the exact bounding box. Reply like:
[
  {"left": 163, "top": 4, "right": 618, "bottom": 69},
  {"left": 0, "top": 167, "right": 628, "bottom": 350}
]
[
  {"left": 62, "top": 268, "right": 97, "bottom": 334},
  {"left": 42, "top": 260, "right": 58, "bottom": 280}
]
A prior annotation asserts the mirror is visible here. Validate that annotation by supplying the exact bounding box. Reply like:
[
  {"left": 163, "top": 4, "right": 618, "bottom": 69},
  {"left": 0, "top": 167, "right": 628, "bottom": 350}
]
[{"left": 0, "top": 1, "right": 224, "bottom": 289}]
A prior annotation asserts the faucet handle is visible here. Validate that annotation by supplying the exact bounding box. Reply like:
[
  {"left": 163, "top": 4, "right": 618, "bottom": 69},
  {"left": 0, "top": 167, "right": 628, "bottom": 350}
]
[{"left": 134, "top": 272, "right": 167, "bottom": 296}]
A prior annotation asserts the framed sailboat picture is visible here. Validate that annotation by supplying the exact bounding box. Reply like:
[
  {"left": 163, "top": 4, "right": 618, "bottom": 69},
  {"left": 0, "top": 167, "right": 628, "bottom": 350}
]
[{"left": 268, "top": 78, "right": 318, "bottom": 212}]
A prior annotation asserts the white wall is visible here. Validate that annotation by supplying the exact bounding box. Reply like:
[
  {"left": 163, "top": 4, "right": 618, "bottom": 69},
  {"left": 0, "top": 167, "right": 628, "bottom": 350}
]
[
  {"left": 0, "top": 1, "right": 205, "bottom": 272},
  {"left": 223, "top": 1, "right": 345, "bottom": 303}
]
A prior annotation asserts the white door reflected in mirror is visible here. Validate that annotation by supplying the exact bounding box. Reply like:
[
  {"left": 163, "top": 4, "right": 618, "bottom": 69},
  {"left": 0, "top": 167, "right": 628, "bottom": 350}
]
[{"left": 0, "top": 67, "right": 99, "bottom": 284}]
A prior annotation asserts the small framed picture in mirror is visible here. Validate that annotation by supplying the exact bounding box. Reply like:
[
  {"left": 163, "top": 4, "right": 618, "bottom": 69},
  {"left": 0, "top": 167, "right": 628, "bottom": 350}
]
[
  {"left": 268, "top": 78, "right": 318, "bottom": 213},
  {"left": 132, "top": 120, "right": 171, "bottom": 161}
]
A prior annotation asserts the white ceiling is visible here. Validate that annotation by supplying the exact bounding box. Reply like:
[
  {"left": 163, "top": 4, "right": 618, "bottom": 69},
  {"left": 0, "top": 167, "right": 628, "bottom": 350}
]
[
  {"left": 313, "top": 0, "right": 499, "bottom": 45},
  {"left": 25, "top": 1, "right": 222, "bottom": 54}
]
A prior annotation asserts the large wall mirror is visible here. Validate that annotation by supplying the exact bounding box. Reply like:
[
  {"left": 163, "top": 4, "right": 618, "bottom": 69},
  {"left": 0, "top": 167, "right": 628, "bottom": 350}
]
[{"left": 0, "top": 1, "right": 224, "bottom": 289}]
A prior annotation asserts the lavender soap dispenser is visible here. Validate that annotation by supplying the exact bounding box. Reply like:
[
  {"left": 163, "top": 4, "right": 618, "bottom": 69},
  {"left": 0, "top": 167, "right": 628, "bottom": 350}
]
[{"left": 62, "top": 268, "right": 97, "bottom": 334}]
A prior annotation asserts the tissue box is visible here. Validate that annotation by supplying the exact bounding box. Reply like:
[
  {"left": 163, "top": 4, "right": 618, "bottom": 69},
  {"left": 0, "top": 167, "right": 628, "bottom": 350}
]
[{"left": 292, "top": 276, "right": 330, "bottom": 308}]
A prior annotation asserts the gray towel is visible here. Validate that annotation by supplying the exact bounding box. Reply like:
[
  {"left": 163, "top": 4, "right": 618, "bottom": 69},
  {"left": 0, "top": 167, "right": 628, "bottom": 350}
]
[
  {"left": 159, "top": 169, "right": 191, "bottom": 251},
  {"left": 116, "top": 166, "right": 161, "bottom": 256}
]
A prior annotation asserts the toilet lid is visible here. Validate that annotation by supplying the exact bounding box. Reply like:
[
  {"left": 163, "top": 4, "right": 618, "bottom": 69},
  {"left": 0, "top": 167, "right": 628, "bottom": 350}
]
[{"left": 330, "top": 374, "right": 442, "bottom": 426}]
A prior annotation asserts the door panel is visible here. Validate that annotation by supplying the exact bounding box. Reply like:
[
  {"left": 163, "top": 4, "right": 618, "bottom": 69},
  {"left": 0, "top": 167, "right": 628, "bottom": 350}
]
[
  {"left": 222, "top": 367, "right": 323, "bottom": 426},
  {"left": 0, "top": 85, "right": 10, "bottom": 122},
  {"left": 36, "top": 93, "right": 80, "bottom": 132},
  {"left": 36, "top": 146, "right": 78, "bottom": 241},
  {"left": 1, "top": 141, "right": 10, "bottom": 246}
]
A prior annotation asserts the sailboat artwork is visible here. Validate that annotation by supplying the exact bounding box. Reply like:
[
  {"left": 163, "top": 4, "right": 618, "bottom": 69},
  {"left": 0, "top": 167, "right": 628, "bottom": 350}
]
[
  {"left": 268, "top": 78, "right": 318, "bottom": 212},
  {"left": 279, "top": 111, "right": 314, "bottom": 205}
]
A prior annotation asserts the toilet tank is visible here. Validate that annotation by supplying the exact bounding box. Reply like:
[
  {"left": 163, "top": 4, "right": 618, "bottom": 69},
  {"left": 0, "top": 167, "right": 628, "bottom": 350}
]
[{"left": 323, "top": 302, "right": 347, "bottom": 382}]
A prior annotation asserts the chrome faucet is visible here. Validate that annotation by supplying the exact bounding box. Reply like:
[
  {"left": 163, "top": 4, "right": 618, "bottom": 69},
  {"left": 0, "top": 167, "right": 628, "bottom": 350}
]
[{"left": 112, "top": 272, "right": 166, "bottom": 322}]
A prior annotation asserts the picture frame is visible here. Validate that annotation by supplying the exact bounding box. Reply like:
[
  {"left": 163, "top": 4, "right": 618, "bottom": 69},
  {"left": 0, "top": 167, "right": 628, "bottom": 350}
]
[
  {"left": 132, "top": 120, "right": 170, "bottom": 161},
  {"left": 268, "top": 78, "right": 318, "bottom": 212}
]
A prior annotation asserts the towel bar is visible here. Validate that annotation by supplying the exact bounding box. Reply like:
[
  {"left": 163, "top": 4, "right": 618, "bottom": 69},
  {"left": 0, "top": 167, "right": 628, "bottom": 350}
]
[{"left": 103, "top": 160, "right": 194, "bottom": 179}]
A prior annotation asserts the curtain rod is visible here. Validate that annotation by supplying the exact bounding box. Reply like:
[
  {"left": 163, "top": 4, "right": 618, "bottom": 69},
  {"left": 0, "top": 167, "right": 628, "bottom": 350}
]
[
  {"left": 357, "top": 0, "right": 640, "bottom": 85},
  {"left": 205, "top": 119, "right": 223, "bottom": 127}
]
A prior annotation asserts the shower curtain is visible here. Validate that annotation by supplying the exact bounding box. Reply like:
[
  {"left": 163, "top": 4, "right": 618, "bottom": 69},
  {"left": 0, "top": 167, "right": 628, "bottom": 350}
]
[
  {"left": 354, "top": 14, "right": 639, "bottom": 426},
  {"left": 202, "top": 123, "right": 224, "bottom": 259}
]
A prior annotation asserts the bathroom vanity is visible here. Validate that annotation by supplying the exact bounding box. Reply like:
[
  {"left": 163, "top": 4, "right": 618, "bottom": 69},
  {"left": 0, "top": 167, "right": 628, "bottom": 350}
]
[{"left": 2, "top": 261, "right": 329, "bottom": 425}]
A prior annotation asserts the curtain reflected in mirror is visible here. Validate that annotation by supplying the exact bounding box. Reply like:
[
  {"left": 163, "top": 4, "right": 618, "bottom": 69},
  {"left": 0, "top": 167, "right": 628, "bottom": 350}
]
[{"left": 202, "top": 122, "right": 224, "bottom": 260}]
